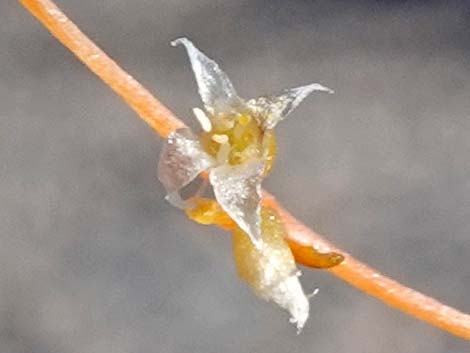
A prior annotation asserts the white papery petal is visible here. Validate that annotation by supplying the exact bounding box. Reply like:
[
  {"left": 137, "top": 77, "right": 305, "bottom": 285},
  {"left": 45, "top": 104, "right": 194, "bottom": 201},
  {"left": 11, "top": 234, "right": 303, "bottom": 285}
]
[
  {"left": 247, "top": 83, "right": 333, "bottom": 129},
  {"left": 209, "top": 160, "right": 264, "bottom": 244},
  {"left": 271, "top": 274, "right": 310, "bottom": 333},
  {"left": 172, "top": 37, "right": 241, "bottom": 113},
  {"left": 158, "top": 128, "right": 215, "bottom": 207}
]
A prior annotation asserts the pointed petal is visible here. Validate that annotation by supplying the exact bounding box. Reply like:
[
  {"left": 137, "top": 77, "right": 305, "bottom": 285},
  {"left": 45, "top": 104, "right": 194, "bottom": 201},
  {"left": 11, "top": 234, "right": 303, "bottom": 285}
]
[
  {"left": 247, "top": 83, "right": 333, "bottom": 129},
  {"left": 158, "top": 128, "right": 215, "bottom": 207},
  {"left": 172, "top": 37, "right": 240, "bottom": 112},
  {"left": 209, "top": 160, "right": 264, "bottom": 244}
]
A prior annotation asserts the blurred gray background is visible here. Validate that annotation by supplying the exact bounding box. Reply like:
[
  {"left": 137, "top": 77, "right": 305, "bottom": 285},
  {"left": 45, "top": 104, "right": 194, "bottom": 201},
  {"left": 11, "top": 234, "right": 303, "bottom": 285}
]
[{"left": 1, "top": 0, "right": 470, "bottom": 352}]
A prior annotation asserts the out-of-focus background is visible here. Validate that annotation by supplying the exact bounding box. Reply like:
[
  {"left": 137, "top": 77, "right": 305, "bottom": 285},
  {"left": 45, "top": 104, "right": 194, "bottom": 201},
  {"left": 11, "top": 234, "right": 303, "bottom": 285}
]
[{"left": 1, "top": 0, "right": 470, "bottom": 352}]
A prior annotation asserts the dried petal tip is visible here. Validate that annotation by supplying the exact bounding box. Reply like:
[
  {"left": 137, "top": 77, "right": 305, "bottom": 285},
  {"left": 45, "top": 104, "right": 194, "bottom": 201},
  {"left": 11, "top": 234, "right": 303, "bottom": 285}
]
[
  {"left": 282, "top": 275, "right": 310, "bottom": 333},
  {"left": 171, "top": 37, "right": 240, "bottom": 112},
  {"left": 304, "top": 83, "right": 334, "bottom": 95},
  {"left": 248, "top": 83, "right": 334, "bottom": 129}
]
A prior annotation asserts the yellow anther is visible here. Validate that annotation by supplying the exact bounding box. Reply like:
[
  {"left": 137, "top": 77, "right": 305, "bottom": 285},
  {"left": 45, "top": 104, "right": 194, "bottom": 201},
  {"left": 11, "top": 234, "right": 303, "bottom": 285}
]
[{"left": 211, "top": 134, "right": 229, "bottom": 144}]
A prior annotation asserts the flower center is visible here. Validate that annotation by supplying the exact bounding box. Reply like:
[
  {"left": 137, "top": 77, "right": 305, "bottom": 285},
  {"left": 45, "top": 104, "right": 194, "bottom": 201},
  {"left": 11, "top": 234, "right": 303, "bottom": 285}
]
[{"left": 200, "top": 114, "right": 277, "bottom": 175}]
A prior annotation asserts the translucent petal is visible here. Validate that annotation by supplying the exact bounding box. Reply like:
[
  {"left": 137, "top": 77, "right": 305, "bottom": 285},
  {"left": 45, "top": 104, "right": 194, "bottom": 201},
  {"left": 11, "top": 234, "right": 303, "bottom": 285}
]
[
  {"left": 209, "top": 160, "right": 264, "bottom": 245},
  {"left": 172, "top": 37, "right": 241, "bottom": 112},
  {"left": 247, "top": 83, "right": 333, "bottom": 129},
  {"left": 158, "top": 128, "right": 215, "bottom": 207}
]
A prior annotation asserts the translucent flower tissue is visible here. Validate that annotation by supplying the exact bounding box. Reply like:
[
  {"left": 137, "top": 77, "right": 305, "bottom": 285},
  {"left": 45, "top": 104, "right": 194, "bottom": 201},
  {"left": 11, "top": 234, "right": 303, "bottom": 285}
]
[
  {"left": 158, "top": 37, "right": 335, "bottom": 331},
  {"left": 159, "top": 37, "right": 332, "bottom": 244}
]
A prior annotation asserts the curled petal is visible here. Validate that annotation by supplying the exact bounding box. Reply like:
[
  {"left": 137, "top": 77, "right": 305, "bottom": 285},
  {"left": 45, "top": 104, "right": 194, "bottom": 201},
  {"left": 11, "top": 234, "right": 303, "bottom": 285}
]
[
  {"left": 209, "top": 160, "right": 264, "bottom": 245},
  {"left": 247, "top": 83, "right": 333, "bottom": 129},
  {"left": 172, "top": 37, "right": 241, "bottom": 113},
  {"left": 158, "top": 128, "right": 215, "bottom": 207}
]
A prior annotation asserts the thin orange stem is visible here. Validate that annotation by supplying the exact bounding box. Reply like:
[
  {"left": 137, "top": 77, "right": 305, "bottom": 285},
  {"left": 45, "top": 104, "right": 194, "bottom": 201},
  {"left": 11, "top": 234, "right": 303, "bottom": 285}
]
[
  {"left": 18, "top": 0, "right": 185, "bottom": 138},
  {"left": 19, "top": 0, "right": 470, "bottom": 340},
  {"left": 263, "top": 194, "right": 470, "bottom": 340}
]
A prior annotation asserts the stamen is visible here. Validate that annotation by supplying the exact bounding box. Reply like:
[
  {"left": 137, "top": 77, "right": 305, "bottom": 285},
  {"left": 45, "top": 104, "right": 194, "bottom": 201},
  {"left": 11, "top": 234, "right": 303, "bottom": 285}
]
[
  {"left": 216, "top": 139, "right": 231, "bottom": 164},
  {"left": 193, "top": 107, "right": 212, "bottom": 132},
  {"left": 212, "top": 133, "right": 232, "bottom": 164},
  {"left": 211, "top": 134, "right": 229, "bottom": 144}
]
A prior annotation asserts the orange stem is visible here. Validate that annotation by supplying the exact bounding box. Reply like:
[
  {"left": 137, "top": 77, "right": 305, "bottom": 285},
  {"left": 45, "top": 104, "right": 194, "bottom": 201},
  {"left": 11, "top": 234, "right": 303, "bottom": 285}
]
[
  {"left": 19, "top": 0, "right": 470, "bottom": 340},
  {"left": 263, "top": 194, "right": 470, "bottom": 340},
  {"left": 18, "top": 0, "right": 185, "bottom": 138}
]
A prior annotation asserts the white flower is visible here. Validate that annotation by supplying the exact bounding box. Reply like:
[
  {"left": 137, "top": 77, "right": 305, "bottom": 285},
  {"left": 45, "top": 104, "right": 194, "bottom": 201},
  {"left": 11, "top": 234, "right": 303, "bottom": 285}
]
[{"left": 158, "top": 37, "right": 332, "bottom": 247}]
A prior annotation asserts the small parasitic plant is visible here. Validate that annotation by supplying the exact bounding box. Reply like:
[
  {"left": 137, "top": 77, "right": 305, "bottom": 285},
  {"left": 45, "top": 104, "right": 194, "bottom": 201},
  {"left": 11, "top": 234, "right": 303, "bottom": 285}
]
[
  {"left": 157, "top": 38, "right": 343, "bottom": 331},
  {"left": 19, "top": 0, "right": 470, "bottom": 340}
]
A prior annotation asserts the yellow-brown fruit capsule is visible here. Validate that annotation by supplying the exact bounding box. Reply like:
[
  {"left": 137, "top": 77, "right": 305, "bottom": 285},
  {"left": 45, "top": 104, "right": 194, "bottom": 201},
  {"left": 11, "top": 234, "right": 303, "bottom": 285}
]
[{"left": 233, "top": 207, "right": 309, "bottom": 331}]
